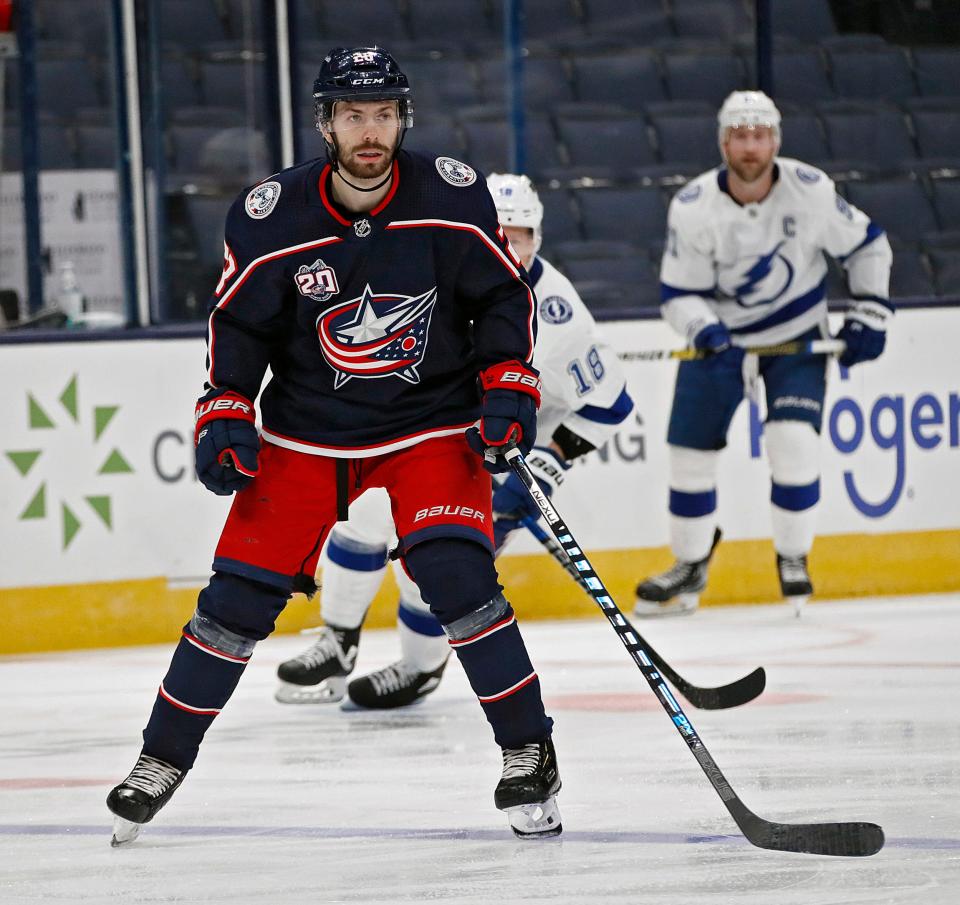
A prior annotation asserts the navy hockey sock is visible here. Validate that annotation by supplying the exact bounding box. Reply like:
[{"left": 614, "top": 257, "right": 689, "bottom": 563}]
[
  {"left": 141, "top": 625, "right": 250, "bottom": 770},
  {"left": 447, "top": 598, "right": 553, "bottom": 748},
  {"left": 141, "top": 573, "right": 288, "bottom": 769},
  {"left": 406, "top": 539, "right": 552, "bottom": 746}
]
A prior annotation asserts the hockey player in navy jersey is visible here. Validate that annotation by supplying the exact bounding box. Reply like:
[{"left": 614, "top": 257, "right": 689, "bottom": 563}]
[
  {"left": 634, "top": 91, "right": 893, "bottom": 618},
  {"left": 273, "top": 173, "right": 634, "bottom": 711},
  {"left": 107, "top": 47, "right": 561, "bottom": 843}
]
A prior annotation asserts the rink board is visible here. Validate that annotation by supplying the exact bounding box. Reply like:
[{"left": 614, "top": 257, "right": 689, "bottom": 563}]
[{"left": 1, "top": 305, "right": 958, "bottom": 653}]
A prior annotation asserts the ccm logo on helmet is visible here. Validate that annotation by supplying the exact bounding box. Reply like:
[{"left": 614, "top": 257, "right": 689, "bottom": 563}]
[
  {"left": 351, "top": 77, "right": 385, "bottom": 85},
  {"left": 195, "top": 398, "right": 252, "bottom": 423},
  {"left": 414, "top": 505, "right": 486, "bottom": 523}
]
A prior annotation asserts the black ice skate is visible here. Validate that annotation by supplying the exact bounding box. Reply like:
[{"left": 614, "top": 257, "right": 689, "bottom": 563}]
[
  {"left": 106, "top": 753, "right": 186, "bottom": 847},
  {"left": 634, "top": 527, "right": 722, "bottom": 617},
  {"left": 345, "top": 657, "right": 448, "bottom": 710},
  {"left": 777, "top": 552, "right": 813, "bottom": 617},
  {"left": 274, "top": 624, "right": 360, "bottom": 704},
  {"left": 494, "top": 738, "right": 562, "bottom": 838}
]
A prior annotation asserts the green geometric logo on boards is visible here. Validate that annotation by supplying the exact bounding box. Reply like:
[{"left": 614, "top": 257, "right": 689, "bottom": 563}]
[
  {"left": 85, "top": 495, "right": 112, "bottom": 529},
  {"left": 62, "top": 502, "right": 81, "bottom": 549},
  {"left": 60, "top": 375, "right": 79, "bottom": 422},
  {"left": 99, "top": 449, "right": 133, "bottom": 474},
  {"left": 28, "top": 394, "right": 54, "bottom": 428},
  {"left": 21, "top": 483, "right": 46, "bottom": 520},
  {"left": 94, "top": 405, "right": 118, "bottom": 441},
  {"left": 4, "top": 375, "right": 134, "bottom": 550},
  {"left": 6, "top": 450, "right": 42, "bottom": 477}
]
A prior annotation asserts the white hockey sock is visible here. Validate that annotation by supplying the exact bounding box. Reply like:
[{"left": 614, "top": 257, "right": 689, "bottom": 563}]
[
  {"left": 391, "top": 559, "right": 448, "bottom": 672},
  {"left": 398, "top": 618, "right": 449, "bottom": 673},
  {"left": 668, "top": 446, "right": 719, "bottom": 562},
  {"left": 765, "top": 421, "right": 820, "bottom": 558},
  {"left": 319, "top": 530, "right": 388, "bottom": 629}
]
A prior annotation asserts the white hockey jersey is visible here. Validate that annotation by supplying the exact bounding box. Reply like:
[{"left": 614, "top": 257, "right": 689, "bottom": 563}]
[
  {"left": 528, "top": 255, "right": 633, "bottom": 449},
  {"left": 660, "top": 157, "right": 892, "bottom": 347}
]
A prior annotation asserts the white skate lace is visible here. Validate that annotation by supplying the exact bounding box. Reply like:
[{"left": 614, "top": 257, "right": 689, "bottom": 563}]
[
  {"left": 123, "top": 755, "right": 181, "bottom": 797},
  {"left": 368, "top": 660, "right": 420, "bottom": 696},
  {"left": 779, "top": 556, "right": 809, "bottom": 584},
  {"left": 501, "top": 743, "right": 541, "bottom": 779},
  {"left": 292, "top": 627, "right": 354, "bottom": 671}
]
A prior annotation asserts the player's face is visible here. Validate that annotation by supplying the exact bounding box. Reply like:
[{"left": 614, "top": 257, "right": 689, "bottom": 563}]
[
  {"left": 723, "top": 125, "right": 778, "bottom": 184},
  {"left": 503, "top": 226, "right": 537, "bottom": 269},
  {"left": 327, "top": 101, "right": 401, "bottom": 180}
]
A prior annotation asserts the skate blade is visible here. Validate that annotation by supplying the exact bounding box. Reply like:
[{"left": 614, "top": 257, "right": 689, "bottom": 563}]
[
  {"left": 274, "top": 677, "right": 346, "bottom": 705},
  {"left": 110, "top": 816, "right": 142, "bottom": 847},
  {"left": 788, "top": 595, "right": 810, "bottom": 618},
  {"left": 505, "top": 797, "right": 563, "bottom": 838},
  {"left": 633, "top": 592, "right": 699, "bottom": 618}
]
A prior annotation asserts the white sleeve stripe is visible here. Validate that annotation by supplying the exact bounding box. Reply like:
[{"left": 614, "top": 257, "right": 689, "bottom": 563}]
[{"left": 387, "top": 218, "right": 536, "bottom": 362}]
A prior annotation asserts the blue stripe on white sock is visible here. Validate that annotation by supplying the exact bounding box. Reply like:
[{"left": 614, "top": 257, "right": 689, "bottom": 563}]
[
  {"left": 669, "top": 488, "right": 717, "bottom": 518},
  {"left": 326, "top": 536, "right": 388, "bottom": 572},
  {"left": 771, "top": 478, "right": 820, "bottom": 512},
  {"left": 398, "top": 600, "right": 445, "bottom": 637}
]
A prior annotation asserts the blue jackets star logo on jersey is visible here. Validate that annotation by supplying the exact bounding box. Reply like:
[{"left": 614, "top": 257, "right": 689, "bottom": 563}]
[
  {"left": 733, "top": 240, "right": 795, "bottom": 307},
  {"left": 317, "top": 284, "right": 438, "bottom": 389}
]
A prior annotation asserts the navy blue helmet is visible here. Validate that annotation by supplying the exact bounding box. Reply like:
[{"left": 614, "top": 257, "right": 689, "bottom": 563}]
[{"left": 313, "top": 46, "right": 414, "bottom": 129}]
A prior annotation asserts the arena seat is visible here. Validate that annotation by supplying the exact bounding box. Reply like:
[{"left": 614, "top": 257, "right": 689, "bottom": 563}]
[{"left": 844, "top": 178, "right": 939, "bottom": 244}]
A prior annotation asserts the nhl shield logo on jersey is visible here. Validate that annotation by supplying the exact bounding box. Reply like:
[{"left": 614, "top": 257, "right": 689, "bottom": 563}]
[
  {"left": 435, "top": 157, "right": 477, "bottom": 187},
  {"left": 317, "top": 284, "right": 438, "bottom": 389},
  {"left": 245, "top": 181, "right": 281, "bottom": 219},
  {"left": 294, "top": 259, "right": 339, "bottom": 302},
  {"left": 354, "top": 218, "right": 372, "bottom": 238}
]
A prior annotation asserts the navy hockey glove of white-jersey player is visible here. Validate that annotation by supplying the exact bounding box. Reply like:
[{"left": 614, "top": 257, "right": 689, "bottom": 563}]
[
  {"left": 693, "top": 322, "right": 732, "bottom": 354},
  {"left": 194, "top": 389, "right": 260, "bottom": 496},
  {"left": 837, "top": 299, "right": 892, "bottom": 368},
  {"left": 466, "top": 360, "right": 541, "bottom": 474},
  {"left": 492, "top": 446, "right": 569, "bottom": 548}
]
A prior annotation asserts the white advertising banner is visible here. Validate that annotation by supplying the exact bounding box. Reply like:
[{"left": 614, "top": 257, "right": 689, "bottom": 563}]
[{"left": 0, "top": 305, "right": 957, "bottom": 590}]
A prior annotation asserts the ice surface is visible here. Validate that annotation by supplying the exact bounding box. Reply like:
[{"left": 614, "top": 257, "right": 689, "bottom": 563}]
[{"left": 1, "top": 594, "right": 958, "bottom": 904}]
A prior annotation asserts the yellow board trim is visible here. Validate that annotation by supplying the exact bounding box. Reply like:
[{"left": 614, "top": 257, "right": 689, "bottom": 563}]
[{"left": 3, "top": 528, "right": 959, "bottom": 655}]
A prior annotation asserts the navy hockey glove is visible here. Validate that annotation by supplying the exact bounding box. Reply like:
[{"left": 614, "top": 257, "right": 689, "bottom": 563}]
[
  {"left": 466, "top": 360, "right": 541, "bottom": 474},
  {"left": 194, "top": 389, "right": 260, "bottom": 496},
  {"left": 693, "top": 322, "right": 732, "bottom": 355},
  {"left": 492, "top": 446, "right": 569, "bottom": 549},
  {"left": 837, "top": 299, "right": 893, "bottom": 368}
]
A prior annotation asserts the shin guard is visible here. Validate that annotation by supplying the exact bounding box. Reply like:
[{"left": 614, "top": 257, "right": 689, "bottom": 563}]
[{"left": 445, "top": 595, "right": 553, "bottom": 748}]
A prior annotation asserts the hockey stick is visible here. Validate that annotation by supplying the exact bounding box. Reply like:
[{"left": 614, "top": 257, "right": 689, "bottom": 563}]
[
  {"left": 505, "top": 448, "right": 884, "bottom": 857},
  {"left": 619, "top": 338, "right": 845, "bottom": 363},
  {"left": 518, "top": 515, "right": 766, "bottom": 710}
]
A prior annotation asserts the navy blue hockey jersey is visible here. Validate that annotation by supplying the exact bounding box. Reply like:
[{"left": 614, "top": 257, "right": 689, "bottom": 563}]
[{"left": 206, "top": 151, "right": 537, "bottom": 457}]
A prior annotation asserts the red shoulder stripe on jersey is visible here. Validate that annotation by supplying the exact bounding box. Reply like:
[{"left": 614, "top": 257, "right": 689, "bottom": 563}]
[
  {"left": 206, "top": 234, "right": 342, "bottom": 387},
  {"left": 385, "top": 219, "right": 536, "bottom": 363}
]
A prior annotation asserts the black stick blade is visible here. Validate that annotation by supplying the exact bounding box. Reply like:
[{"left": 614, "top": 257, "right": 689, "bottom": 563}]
[
  {"left": 678, "top": 666, "right": 767, "bottom": 710},
  {"left": 623, "top": 613, "right": 767, "bottom": 710},
  {"left": 733, "top": 803, "right": 885, "bottom": 856}
]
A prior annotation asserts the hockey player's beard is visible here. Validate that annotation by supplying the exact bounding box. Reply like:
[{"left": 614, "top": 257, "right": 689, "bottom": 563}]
[
  {"left": 337, "top": 141, "right": 395, "bottom": 181},
  {"left": 728, "top": 156, "right": 773, "bottom": 185}
]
